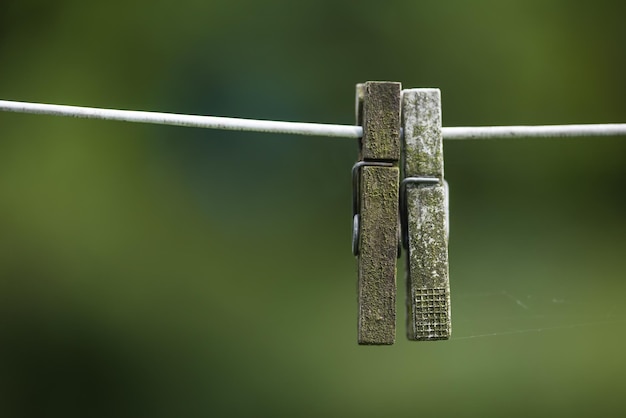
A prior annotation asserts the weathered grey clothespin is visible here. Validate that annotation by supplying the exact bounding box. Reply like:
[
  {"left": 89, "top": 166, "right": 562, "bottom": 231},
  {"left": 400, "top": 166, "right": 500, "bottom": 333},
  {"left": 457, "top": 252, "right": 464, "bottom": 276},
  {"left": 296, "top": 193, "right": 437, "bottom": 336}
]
[
  {"left": 401, "top": 89, "right": 451, "bottom": 340},
  {"left": 352, "top": 81, "right": 401, "bottom": 345}
]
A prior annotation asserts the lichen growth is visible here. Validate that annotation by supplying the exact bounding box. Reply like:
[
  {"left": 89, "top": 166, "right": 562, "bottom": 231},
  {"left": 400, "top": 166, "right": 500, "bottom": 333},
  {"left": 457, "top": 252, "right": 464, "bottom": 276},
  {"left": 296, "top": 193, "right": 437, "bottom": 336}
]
[
  {"left": 400, "top": 89, "right": 451, "bottom": 340},
  {"left": 402, "top": 89, "right": 444, "bottom": 177},
  {"left": 357, "top": 166, "right": 399, "bottom": 345},
  {"left": 405, "top": 186, "right": 451, "bottom": 340},
  {"left": 361, "top": 82, "right": 401, "bottom": 161}
]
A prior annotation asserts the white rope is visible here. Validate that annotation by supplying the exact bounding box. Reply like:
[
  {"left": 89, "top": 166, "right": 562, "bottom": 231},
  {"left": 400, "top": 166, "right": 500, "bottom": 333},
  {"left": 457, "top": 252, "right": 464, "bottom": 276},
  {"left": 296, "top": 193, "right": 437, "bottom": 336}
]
[
  {"left": 442, "top": 124, "right": 626, "bottom": 140},
  {"left": 1, "top": 99, "right": 625, "bottom": 140},
  {"left": 0, "top": 99, "right": 362, "bottom": 139}
]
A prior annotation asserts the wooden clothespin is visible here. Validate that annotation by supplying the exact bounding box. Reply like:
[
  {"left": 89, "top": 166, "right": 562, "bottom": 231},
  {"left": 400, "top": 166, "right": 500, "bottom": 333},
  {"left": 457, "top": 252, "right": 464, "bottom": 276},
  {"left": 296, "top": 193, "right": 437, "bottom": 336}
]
[
  {"left": 400, "top": 89, "right": 451, "bottom": 340},
  {"left": 352, "top": 81, "right": 401, "bottom": 345}
]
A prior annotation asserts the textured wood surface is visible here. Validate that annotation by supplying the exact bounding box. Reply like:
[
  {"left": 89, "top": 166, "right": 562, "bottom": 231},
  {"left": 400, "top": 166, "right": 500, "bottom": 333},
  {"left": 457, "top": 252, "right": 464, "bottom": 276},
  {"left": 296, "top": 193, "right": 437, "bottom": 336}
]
[
  {"left": 361, "top": 82, "right": 401, "bottom": 161},
  {"left": 402, "top": 89, "right": 444, "bottom": 177},
  {"left": 402, "top": 89, "right": 451, "bottom": 340},
  {"left": 355, "top": 81, "right": 401, "bottom": 345},
  {"left": 357, "top": 166, "right": 399, "bottom": 344}
]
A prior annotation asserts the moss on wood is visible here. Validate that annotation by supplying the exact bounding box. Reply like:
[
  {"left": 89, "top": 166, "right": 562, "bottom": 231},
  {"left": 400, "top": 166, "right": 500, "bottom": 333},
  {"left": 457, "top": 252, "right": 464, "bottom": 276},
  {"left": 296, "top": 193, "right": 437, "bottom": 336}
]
[
  {"left": 361, "top": 82, "right": 401, "bottom": 161},
  {"left": 357, "top": 166, "right": 399, "bottom": 344}
]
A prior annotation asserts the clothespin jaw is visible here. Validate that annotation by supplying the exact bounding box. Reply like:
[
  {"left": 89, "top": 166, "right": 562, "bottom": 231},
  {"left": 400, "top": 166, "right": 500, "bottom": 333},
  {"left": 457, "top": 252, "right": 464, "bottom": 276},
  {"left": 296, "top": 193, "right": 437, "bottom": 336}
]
[
  {"left": 353, "top": 81, "right": 401, "bottom": 345},
  {"left": 401, "top": 89, "right": 451, "bottom": 340}
]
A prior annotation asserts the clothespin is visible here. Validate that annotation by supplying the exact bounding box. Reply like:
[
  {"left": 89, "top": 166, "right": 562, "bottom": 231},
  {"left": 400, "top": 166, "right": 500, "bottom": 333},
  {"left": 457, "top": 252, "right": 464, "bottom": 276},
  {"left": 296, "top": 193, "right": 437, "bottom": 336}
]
[
  {"left": 400, "top": 89, "right": 451, "bottom": 340},
  {"left": 352, "top": 81, "right": 401, "bottom": 345}
]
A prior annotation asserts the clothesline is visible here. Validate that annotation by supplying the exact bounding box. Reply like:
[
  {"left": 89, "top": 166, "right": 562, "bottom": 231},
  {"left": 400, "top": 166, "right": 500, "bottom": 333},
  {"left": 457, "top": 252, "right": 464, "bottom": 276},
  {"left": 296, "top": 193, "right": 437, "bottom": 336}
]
[{"left": 1, "top": 99, "right": 625, "bottom": 140}]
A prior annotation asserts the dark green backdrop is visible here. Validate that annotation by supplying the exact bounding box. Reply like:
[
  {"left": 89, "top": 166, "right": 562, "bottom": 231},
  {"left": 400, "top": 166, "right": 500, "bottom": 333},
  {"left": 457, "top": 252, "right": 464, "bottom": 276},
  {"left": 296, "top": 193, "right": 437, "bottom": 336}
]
[{"left": 1, "top": 1, "right": 625, "bottom": 416}]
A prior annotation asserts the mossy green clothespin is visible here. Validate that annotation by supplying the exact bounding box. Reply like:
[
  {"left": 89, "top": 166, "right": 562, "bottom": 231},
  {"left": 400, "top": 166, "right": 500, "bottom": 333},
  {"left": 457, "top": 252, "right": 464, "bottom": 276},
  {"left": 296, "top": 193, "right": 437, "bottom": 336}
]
[
  {"left": 401, "top": 89, "right": 451, "bottom": 340},
  {"left": 352, "top": 81, "right": 401, "bottom": 345}
]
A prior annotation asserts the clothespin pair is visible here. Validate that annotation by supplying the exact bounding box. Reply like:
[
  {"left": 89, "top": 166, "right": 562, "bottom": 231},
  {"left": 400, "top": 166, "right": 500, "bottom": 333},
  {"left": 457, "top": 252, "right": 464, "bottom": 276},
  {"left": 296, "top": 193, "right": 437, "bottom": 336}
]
[{"left": 353, "top": 81, "right": 451, "bottom": 345}]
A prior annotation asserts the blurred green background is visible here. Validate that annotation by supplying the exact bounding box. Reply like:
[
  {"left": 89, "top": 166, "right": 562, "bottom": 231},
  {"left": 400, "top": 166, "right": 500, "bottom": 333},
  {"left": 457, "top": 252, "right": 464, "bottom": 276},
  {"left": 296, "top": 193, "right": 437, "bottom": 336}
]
[{"left": 1, "top": 0, "right": 625, "bottom": 417}]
